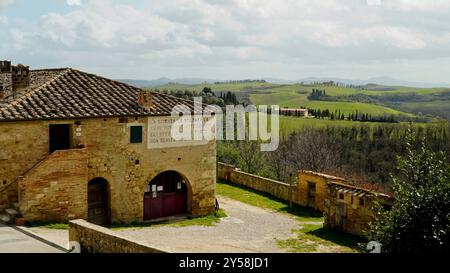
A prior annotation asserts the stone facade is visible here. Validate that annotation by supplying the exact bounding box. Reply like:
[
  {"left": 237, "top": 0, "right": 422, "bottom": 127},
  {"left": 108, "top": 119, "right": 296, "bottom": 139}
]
[
  {"left": 297, "top": 171, "right": 345, "bottom": 211},
  {"left": 0, "top": 116, "right": 216, "bottom": 222},
  {"left": 323, "top": 182, "right": 393, "bottom": 237},
  {"left": 69, "top": 219, "right": 165, "bottom": 253}
]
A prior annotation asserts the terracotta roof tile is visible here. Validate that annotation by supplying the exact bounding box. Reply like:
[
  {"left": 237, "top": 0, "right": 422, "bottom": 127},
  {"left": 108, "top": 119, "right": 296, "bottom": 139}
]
[{"left": 0, "top": 68, "right": 202, "bottom": 121}]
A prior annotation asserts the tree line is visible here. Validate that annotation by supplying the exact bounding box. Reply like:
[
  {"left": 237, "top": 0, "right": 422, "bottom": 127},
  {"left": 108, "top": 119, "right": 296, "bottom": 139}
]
[
  {"left": 218, "top": 123, "right": 450, "bottom": 187},
  {"left": 153, "top": 87, "right": 239, "bottom": 107}
]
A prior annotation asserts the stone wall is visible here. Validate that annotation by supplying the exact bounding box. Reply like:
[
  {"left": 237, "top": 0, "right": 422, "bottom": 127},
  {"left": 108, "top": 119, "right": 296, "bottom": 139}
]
[
  {"left": 69, "top": 219, "right": 165, "bottom": 253},
  {"left": 0, "top": 116, "right": 216, "bottom": 222},
  {"left": 217, "top": 162, "right": 298, "bottom": 204},
  {"left": 217, "top": 162, "right": 395, "bottom": 238},
  {"left": 18, "top": 149, "right": 89, "bottom": 222}
]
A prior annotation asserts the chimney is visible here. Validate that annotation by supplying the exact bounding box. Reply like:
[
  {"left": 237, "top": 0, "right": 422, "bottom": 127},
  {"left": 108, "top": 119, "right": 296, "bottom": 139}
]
[
  {"left": 0, "top": 61, "right": 31, "bottom": 100},
  {"left": 137, "top": 90, "right": 153, "bottom": 110},
  {"left": 11, "top": 64, "right": 30, "bottom": 93},
  {"left": 0, "top": 60, "right": 12, "bottom": 100},
  {"left": 0, "top": 60, "right": 12, "bottom": 73}
]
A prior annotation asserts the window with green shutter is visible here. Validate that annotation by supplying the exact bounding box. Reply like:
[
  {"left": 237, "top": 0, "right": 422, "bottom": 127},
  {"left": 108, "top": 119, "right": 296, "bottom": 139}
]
[{"left": 130, "top": 126, "right": 143, "bottom": 143}]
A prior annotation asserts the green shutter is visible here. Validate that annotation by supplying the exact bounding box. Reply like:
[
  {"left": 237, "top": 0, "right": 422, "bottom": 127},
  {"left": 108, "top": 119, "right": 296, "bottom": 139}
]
[{"left": 130, "top": 126, "right": 143, "bottom": 143}]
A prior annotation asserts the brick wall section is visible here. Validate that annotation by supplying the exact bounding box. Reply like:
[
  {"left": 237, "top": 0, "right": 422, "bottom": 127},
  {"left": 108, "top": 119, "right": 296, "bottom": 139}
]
[
  {"left": 0, "top": 121, "right": 49, "bottom": 210},
  {"left": 69, "top": 219, "right": 165, "bottom": 253},
  {"left": 18, "top": 149, "right": 88, "bottom": 222},
  {"left": 217, "top": 162, "right": 298, "bottom": 204}
]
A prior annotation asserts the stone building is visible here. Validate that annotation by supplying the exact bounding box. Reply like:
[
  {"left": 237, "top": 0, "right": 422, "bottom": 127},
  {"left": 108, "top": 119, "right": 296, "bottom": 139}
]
[
  {"left": 0, "top": 61, "right": 216, "bottom": 225},
  {"left": 298, "top": 170, "right": 394, "bottom": 237},
  {"left": 279, "top": 108, "right": 309, "bottom": 117},
  {"left": 323, "top": 181, "right": 393, "bottom": 237},
  {"left": 297, "top": 170, "right": 346, "bottom": 211}
]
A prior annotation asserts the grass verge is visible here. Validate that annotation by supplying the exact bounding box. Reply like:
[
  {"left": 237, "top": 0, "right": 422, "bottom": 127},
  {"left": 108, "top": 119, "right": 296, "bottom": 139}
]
[
  {"left": 217, "top": 180, "right": 322, "bottom": 222},
  {"left": 277, "top": 224, "right": 365, "bottom": 253},
  {"left": 25, "top": 221, "right": 69, "bottom": 230}
]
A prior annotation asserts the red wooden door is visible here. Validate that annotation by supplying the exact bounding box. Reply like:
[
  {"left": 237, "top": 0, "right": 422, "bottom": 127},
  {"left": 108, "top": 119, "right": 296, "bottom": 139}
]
[{"left": 144, "top": 171, "right": 187, "bottom": 220}]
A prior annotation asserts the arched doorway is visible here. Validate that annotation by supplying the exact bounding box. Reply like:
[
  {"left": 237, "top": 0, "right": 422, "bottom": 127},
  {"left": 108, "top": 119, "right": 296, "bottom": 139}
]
[
  {"left": 88, "top": 178, "right": 110, "bottom": 225},
  {"left": 144, "top": 171, "right": 188, "bottom": 220}
]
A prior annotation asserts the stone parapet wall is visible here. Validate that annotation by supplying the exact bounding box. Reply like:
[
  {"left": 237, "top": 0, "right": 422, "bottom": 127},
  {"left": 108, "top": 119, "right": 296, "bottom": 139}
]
[
  {"left": 217, "top": 162, "right": 298, "bottom": 204},
  {"left": 69, "top": 219, "right": 165, "bottom": 253}
]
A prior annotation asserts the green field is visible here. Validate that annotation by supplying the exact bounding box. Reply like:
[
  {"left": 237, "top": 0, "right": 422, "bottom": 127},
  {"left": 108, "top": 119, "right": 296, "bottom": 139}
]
[
  {"left": 276, "top": 116, "right": 434, "bottom": 135},
  {"left": 155, "top": 81, "right": 450, "bottom": 122}
]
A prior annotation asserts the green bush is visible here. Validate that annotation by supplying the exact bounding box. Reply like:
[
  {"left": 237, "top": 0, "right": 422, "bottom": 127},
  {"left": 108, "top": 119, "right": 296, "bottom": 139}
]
[{"left": 369, "top": 127, "right": 450, "bottom": 253}]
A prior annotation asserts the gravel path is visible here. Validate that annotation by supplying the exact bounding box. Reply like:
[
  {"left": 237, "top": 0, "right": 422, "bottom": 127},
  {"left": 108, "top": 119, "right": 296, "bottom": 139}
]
[
  {"left": 25, "top": 196, "right": 305, "bottom": 253},
  {"left": 26, "top": 227, "right": 69, "bottom": 249},
  {"left": 0, "top": 223, "right": 65, "bottom": 253},
  {"left": 114, "top": 196, "right": 300, "bottom": 253}
]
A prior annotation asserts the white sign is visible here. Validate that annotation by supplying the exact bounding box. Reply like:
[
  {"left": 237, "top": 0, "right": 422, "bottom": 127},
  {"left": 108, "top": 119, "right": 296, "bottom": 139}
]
[
  {"left": 147, "top": 116, "right": 214, "bottom": 149},
  {"left": 151, "top": 185, "right": 156, "bottom": 192},
  {"left": 157, "top": 186, "right": 163, "bottom": 192}
]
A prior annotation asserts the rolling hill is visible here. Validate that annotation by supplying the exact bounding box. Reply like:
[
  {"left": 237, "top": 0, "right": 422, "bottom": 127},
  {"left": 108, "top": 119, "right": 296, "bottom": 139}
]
[{"left": 152, "top": 81, "right": 450, "bottom": 121}]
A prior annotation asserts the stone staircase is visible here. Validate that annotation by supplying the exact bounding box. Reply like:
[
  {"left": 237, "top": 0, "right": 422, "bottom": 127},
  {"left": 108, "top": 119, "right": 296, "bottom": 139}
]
[
  {"left": 0, "top": 152, "right": 54, "bottom": 224},
  {"left": 0, "top": 202, "right": 20, "bottom": 224}
]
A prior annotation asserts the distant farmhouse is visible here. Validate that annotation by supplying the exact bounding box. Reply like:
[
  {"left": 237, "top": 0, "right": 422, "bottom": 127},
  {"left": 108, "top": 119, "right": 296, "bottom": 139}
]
[
  {"left": 0, "top": 60, "right": 216, "bottom": 225},
  {"left": 279, "top": 108, "right": 309, "bottom": 117}
]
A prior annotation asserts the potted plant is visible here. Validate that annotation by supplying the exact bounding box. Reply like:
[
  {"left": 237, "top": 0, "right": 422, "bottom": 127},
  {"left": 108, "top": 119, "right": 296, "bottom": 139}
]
[{"left": 15, "top": 215, "right": 26, "bottom": 226}]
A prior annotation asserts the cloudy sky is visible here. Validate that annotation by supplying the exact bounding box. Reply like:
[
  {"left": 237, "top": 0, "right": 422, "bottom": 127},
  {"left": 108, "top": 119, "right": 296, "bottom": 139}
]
[{"left": 1, "top": 0, "right": 450, "bottom": 82}]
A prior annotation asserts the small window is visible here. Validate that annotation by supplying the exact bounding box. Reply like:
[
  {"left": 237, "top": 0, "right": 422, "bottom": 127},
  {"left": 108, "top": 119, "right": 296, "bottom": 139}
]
[
  {"left": 339, "top": 193, "right": 344, "bottom": 200},
  {"left": 359, "top": 197, "right": 365, "bottom": 206},
  {"left": 130, "top": 126, "right": 143, "bottom": 143}
]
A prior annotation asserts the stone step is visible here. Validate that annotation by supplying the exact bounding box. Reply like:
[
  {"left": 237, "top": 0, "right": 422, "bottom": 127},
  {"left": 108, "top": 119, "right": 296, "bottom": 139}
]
[
  {"left": 0, "top": 213, "right": 11, "bottom": 224},
  {"left": 5, "top": 208, "right": 18, "bottom": 217}
]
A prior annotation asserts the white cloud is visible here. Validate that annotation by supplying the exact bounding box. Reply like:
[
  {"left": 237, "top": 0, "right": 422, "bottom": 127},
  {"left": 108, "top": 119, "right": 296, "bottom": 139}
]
[
  {"left": 66, "top": 0, "right": 81, "bottom": 6},
  {"left": 0, "top": 0, "right": 18, "bottom": 9},
  {"left": 0, "top": 15, "right": 8, "bottom": 24},
  {"left": 4, "top": 0, "right": 450, "bottom": 81}
]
